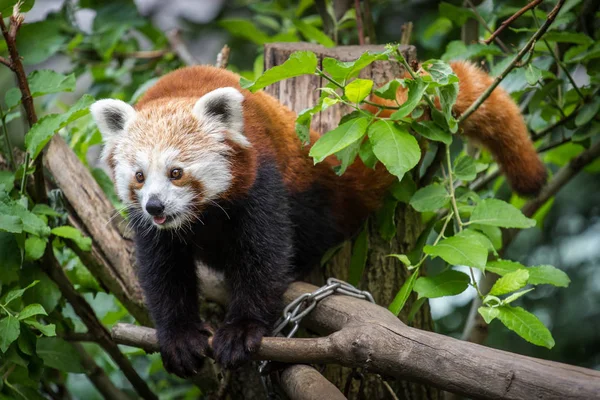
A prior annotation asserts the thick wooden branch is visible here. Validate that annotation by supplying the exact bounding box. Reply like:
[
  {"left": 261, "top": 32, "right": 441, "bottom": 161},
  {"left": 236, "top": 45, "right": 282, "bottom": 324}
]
[{"left": 112, "top": 281, "right": 600, "bottom": 400}]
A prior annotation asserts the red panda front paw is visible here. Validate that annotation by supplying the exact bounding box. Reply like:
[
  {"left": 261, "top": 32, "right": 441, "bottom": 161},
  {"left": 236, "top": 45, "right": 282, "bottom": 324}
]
[
  {"left": 159, "top": 322, "right": 214, "bottom": 378},
  {"left": 212, "top": 319, "right": 269, "bottom": 369}
]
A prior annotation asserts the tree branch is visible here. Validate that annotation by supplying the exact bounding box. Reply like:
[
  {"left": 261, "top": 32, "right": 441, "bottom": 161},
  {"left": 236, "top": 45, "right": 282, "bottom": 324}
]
[
  {"left": 0, "top": 6, "right": 47, "bottom": 203},
  {"left": 464, "top": 0, "right": 511, "bottom": 53},
  {"left": 458, "top": 0, "right": 565, "bottom": 124},
  {"left": 167, "top": 29, "right": 198, "bottom": 66},
  {"left": 483, "top": 0, "right": 544, "bottom": 45},
  {"left": 40, "top": 249, "right": 157, "bottom": 400},
  {"left": 111, "top": 280, "right": 600, "bottom": 400},
  {"left": 72, "top": 342, "right": 130, "bottom": 400}
]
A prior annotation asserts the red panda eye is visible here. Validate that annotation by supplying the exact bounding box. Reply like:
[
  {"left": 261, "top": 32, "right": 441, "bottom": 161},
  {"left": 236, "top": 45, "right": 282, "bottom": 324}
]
[
  {"left": 135, "top": 172, "right": 144, "bottom": 183},
  {"left": 170, "top": 168, "right": 183, "bottom": 180}
]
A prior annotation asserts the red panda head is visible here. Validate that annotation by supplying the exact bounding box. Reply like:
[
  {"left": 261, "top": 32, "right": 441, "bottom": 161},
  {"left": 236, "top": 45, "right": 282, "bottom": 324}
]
[{"left": 90, "top": 87, "right": 249, "bottom": 230}]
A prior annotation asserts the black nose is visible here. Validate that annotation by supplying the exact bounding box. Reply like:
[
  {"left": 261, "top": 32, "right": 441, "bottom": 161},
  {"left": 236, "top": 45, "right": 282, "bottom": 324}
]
[{"left": 146, "top": 197, "right": 165, "bottom": 216}]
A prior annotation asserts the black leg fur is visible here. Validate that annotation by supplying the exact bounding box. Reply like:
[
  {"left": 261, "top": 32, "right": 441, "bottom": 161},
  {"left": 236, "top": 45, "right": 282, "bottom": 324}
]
[{"left": 135, "top": 229, "right": 212, "bottom": 378}]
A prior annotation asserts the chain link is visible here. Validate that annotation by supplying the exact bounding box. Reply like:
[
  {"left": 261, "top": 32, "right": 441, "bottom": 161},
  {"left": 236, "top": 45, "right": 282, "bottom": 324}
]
[{"left": 258, "top": 278, "right": 375, "bottom": 397}]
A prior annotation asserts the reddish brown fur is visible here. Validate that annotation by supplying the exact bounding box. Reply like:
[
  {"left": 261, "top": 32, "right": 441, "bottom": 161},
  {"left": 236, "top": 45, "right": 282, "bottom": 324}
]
[
  {"left": 367, "top": 61, "right": 546, "bottom": 196},
  {"left": 136, "top": 66, "right": 394, "bottom": 233},
  {"left": 132, "top": 62, "right": 544, "bottom": 235}
]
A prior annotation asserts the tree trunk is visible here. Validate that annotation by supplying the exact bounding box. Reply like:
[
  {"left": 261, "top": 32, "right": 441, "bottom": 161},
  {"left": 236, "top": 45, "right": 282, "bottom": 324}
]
[{"left": 264, "top": 43, "right": 439, "bottom": 400}]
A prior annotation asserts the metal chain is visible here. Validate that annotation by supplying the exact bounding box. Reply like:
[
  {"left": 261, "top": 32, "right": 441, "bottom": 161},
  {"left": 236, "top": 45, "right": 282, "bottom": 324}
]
[{"left": 258, "top": 278, "right": 375, "bottom": 398}]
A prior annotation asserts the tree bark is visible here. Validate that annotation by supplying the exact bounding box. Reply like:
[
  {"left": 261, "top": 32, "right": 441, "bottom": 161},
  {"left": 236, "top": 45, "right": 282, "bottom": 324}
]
[{"left": 264, "top": 42, "right": 439, "bottom": 400}]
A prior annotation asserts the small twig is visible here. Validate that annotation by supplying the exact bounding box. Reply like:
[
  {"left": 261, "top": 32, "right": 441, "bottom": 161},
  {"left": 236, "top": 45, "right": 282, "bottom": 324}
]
[
  {"left": 115, "top": 49, "right": 170, "bottom": 60},
  {"left": 0, "top": 56, "right": 10, "bottom": 68},
  {"left": 465, "top": 0, "right": 511, "bottom": 53},
  {"left": 458, "top": 0, "right": 565, "bottom": 124},
  {"left": 0, "top": 5, "right": 47, "bottom": 203},
  {"left": 531, "top": 112, "right": 576, "bottom": 141},
  {"left": 484, "top": 0, "right": 544, "bottom": 45},
  {"left": 531, "top": 12, "right": 586, "bottom": 101},
  {"left": 537, "top": 135, "right": 572, "bottom": 153},
  {"left": 354, "top": 0, "right": 365, "bottom": 45},
  {"left": 167, "top": 29, "right": 198, "bottom": 66},
  {"left": 400, "top": 22, "right": 413, "bottom": 46},
  {"left": 0, "top": 109, "right": 15, "bottom": 169},
  {"left": 215, "top": 44, "right": 230, "bottom": 69}
]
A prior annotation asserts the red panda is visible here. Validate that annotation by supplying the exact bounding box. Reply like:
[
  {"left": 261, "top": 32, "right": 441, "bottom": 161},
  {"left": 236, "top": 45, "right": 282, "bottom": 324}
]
[{"left": 90, "top": 62, "right": 545, "bottom": 376}]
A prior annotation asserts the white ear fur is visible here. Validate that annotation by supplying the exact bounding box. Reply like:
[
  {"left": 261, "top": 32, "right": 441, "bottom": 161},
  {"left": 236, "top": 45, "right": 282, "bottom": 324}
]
[
  {"left": 192, "top": 87, "right": 250, "bottom": 147},
  {"left": 90, "top": 99, "right": 136, "bottom": 141}
]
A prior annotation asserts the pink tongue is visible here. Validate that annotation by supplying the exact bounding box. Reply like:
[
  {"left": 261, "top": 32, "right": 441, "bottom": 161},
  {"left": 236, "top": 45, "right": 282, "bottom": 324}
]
[{"left": 153, "top": 216, "right": 167, "bottom": 225}]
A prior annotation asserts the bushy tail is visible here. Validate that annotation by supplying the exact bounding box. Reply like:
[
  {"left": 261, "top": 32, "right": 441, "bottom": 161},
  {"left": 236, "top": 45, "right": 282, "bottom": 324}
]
[
  {"left": 449, "top": 61, "right": 546, "bottom": 196},
  {"left": 366, "top": 61, "right": 547, "bottom": 196}
]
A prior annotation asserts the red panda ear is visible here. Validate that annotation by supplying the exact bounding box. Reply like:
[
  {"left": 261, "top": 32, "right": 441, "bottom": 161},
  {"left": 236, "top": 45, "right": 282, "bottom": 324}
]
[
  {"left": 90, "top": 99, "right": 136, "bottom": 141},
  {"left": 192, "top": 87, "right": 250, "bottom": 147}
]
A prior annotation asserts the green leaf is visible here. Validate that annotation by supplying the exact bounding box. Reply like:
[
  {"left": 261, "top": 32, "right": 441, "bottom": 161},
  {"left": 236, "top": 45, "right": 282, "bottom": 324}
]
[
  {"left": 345, "top": 79, "right": 373, "bottom": 103},
  {"left": 422, "top": 59, "right": 459, "bottom": 85},
  {"left": 439, "top": 2, "right": 475, "bottom": 26},
  {"left": 525, "top": 64, "right": 542, "bottom": 86},
  {"left": 24, "top": 235, "right": 47, "bottom": 261},
  {"left": 28, "top": 71, "right": 76, "bottom": 97},
  {"left": 489, "top": 269, "right": 529, "bottom": 296},
  {"left": 220, "top": 19, "right": 271, "bottom": 45},
  {"left": 0, "top": 214, "right": 23, "bottom": 233},
  {"left": 17, "top": 304, "right": 47, "bottom": 321},
  {"left": 390, "top": 80, "right": 428, "bottom": 119},
  {"left": 471, "top": 224, "right": 503, "bottom": 251},
  {"left": 496, "top": 305, "right": 555, "bottom": 348},
  {"left": 295, "top": 103, "right": 321, "bottom": 145},
  {"left": 486, "top": 259, "right": 523, "bottom": 276},
  {"left": 503, "top": 288, "right": 535, "bottom": 304},
  {"left": 3, "top": 281, "right": 39, "bottom": 306},
  {"left": 36, "top": 338, "right": 85, "bottom": 372},
  {"left": 322, "top": 50, "right": 389, "bottom": 82},
  {"left": 478, "top": 306, "right": 499, "bottom": 324},
  {"left": 309, "top": 117, "right": 369, "bottom": 163},
  {"left": 23, "top": 320, "right": 56, "bottom": 337},
  {"left": 411, "top": 121, "right": 452, "bottom": 144},
  {"left": 31, "top": 204, "right": 61, "bottom": 217},
  {"left": 348, "top": 225, "right": 368, "bottom": 286},
  {"left": 25, "top": 94, "right": 95, "bottom": 160},
  {"left": 460, "top": 229, "right": 496, "bottom": 256},
  {"left": 527, "top": 265, "right": 570, "bottom": 287},
  {"left": 4, "top": 88, "right": 21, "bottom": 110},
  {"left": 437, "top": 83, "right": 459, "bottom": 132},
  {"left": 487, "top": 260, "right": 569, "bottom": 288},
  {"left": 0, "top": 198, "right": 51, "bottom": 237},
  {"left": 241, "top": 51, "right": 318, "bottom": 92},
  {"left": 409, "top": 183, "right": 449, "bottom": 212},
  {"left": 454, "top": 155, "right": 477, "bottom": 181},
  {"left": 543, "top": 31, "right": 594, "bottom": 46},
  {"left": 469, "top": 199, "right": 536, "bottom": 228},
  {"left": 389, "top": 174, "right": 416, "bottom": 203},
  {"left": 413, "top": 270, "right": 470, "bottom": 299},
  {"left": 388, "top": 269, "right": 419, "bottom": 316},
  {"left": 374, "top": 79, "right": 402, "bottom": 100},
  {"left": 358, "top": 139, "right": 377, "bottom": 169},
  {"left": 575, "top": 97, "right": 600, "bottom": 127},
  {"left": 0, "top": 0, "right": 34, "bottom": 15},
  {"left": 368, "top": 120, "right": 420, "bottom": 180},
  {"left": 0, "top": 316, "right": 20, "bottom": 352},
  {"left": 51, "top": 226, "right": 92, "bottom": 251},
  {"left": 16, "top": 20, "right": 67, "bottom": 65},
  {"left": 387, "top": 254, "right": 411, "bottom": 267},
  {"left": 424, "top": 232, "right": 488, "bottom": 269},
  {"left": 293, "top": 19, "right": 335, "bottom": 47}
]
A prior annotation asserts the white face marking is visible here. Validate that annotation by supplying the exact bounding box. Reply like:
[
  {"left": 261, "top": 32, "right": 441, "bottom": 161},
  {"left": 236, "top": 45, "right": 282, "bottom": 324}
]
[{"left": 92, "top": 92, "right": 249, "bottom": 232}]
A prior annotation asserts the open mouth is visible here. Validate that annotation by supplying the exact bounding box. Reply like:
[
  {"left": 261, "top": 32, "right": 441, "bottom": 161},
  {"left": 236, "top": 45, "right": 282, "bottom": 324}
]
[{"left": 153, "top": 215, "right": 169, "bottom": 225}]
